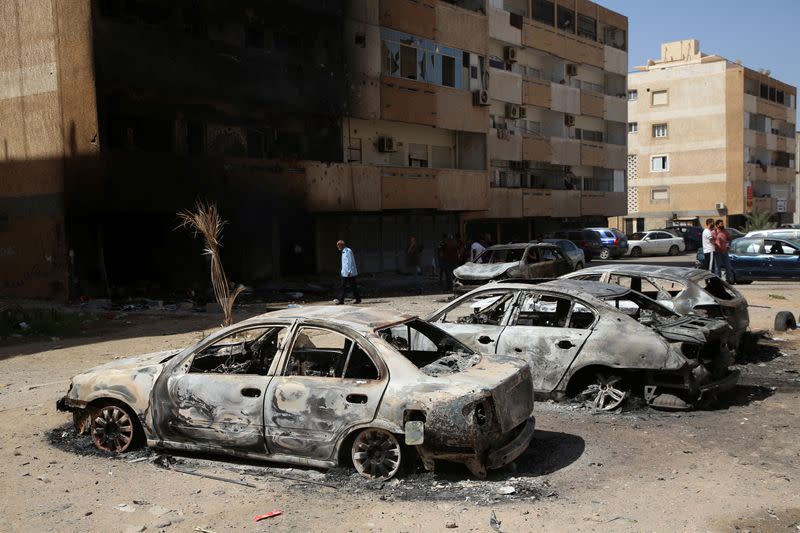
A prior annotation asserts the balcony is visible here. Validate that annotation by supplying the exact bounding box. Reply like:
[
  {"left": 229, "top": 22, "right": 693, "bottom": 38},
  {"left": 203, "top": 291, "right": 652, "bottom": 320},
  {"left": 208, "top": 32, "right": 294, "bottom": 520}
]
[
  {"left": 603, "top": 45, "right": 627, "bottom": 76},
  {"left": 488, "top": 6, "right": 522, "bottom": 46},
  {"left": 522, "top": 78, "right": 551, "bottom": 108},
  {"left": 550, "top": 137, "right": 581, "bottom": 166},
  {"left": 489, "top": 67, "right": 523, "bottom": 104},
  {"left": 435, "top": 1, "right": 488, "bottom": 54},
  {"left": 580, "top": 90, "right": 604, "bottom": 118},
  {"left": 580, "top": 141, "right": 605, "bottom": 167},
  {"left": 379, "top": 0, "right": 435, "bottom": 39},
  {"left": 746, "top": 163, "right": 795, "bottom": 184},
  {"left": 489, "top": 129, "right": 523, "bottom": 161},
  {"left": 581, "top": 191, "right": 626, "bottom": 216},
  {"left": 521, "top": 20, "right": 603, "bottom": 69},
  {"left": 486, "top": 188, "right": 624, "bottom": 218},
  {"left": 522, "top": 137, "right": 552, "bottom": 162},
  {"left": 551, "top": 82, "right": 580, "bottom": 114},
  {"left": 303, "top": 163, "right": 489, "bottom": 212},
  {"left": 604, "top": 94, "right": 626, "bottom": 123}
]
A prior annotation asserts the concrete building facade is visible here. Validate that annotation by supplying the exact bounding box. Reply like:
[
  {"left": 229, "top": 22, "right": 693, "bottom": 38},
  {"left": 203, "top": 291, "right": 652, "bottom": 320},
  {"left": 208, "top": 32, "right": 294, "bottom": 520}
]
[{"left": 620, "top": 40, "right": 796, "bottom": 233}]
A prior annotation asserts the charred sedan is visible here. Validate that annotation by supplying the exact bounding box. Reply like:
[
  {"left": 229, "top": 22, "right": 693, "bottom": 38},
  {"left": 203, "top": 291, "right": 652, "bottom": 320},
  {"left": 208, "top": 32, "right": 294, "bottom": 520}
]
[
  {"left": 452, "top": 243, "right": 571, "bottom": 294},
  {"left": 57, "top": 307, "right": 534, "bottom": 480},
  {"left": 427, "top": 280, "right": 738, "bottom": 411}
]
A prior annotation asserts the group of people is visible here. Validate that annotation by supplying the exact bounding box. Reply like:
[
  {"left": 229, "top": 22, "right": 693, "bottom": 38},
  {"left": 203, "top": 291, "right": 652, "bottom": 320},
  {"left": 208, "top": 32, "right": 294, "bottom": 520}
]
[{"left": 701, "top": 218, "right": 733, "bottom": 282}]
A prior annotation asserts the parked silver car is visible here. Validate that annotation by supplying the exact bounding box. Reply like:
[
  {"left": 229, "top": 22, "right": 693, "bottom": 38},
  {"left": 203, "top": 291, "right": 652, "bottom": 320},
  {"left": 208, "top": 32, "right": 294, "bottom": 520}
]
[
  {"left": 542, "top": 239, "right": 586, "bottom": 270},
  {"left": 57, "top": 306, "right": 535, "bottom": 480},
  {"left": 560, "top": 265, "right": 749, "bottom": 349},
  {"left": 626, "top": 231, "right": 685, "bottom": 257},
  {"left": 427, "top": 280, "right": 738, "bottom": 411}
]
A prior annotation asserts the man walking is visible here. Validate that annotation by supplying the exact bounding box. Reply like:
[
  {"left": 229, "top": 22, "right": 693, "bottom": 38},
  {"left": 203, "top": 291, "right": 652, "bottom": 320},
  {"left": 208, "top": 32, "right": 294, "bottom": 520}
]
[
  {"left": 335, "top": 240, "right": 361, "bottom": 304},
  {"left": 701, "top": 218, "right": 716, "bottom": 271},
  {"left": 713, "top": 220, "right": 734, "bottom": 282}
]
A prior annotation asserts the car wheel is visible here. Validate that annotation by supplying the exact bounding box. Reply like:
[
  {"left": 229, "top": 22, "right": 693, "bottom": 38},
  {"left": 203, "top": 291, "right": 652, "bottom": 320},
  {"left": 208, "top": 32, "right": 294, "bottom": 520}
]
[
  {"left": 351, "top": 428, "right": 403, "bottom": 480},
  {"left": 774, "top": 311, "right": 797, "bottom": 332},
  {"left": 630, "top": 247, "right": 642, "bottom": 257},
  {"left": 580, "top": 372, "right": 628, "bottom": 411},
  {"left": 575, "top": 261, "right": 584, "bottom": 271},
  {"left": 668, "top": 245, "right": 679, "bottom": 256},
  {"left": 598, "top": 247, "right": 611, "bottom": 260},
  {"left": 90, "top": 402, "right": 142, "bottom": 453}
]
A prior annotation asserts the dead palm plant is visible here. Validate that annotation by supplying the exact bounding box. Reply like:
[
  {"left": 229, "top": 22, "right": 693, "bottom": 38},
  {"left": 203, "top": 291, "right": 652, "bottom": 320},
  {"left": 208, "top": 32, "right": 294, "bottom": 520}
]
[{"left": 177, "top": 201, "right": 243, "bottom": 326}]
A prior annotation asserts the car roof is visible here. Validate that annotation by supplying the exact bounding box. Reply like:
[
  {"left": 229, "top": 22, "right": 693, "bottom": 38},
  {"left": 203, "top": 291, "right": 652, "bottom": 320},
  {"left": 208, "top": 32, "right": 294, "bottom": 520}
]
[
  {"left": 486, "top": 243, "right": 559, "bottom": 250},
  {"left": 568, "top": 264, "right": 712, "bottom": 282},
  {"left": 537, "top": 279, "right": 630, "bottom": 298},
  {"left": 240, "top": 305, "right": 415, "bottom": 334}
]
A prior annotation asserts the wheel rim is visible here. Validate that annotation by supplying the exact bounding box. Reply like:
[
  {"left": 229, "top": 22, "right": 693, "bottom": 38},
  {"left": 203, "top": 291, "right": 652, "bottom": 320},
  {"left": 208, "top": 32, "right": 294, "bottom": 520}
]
[
  {"left": 600, "top": 249, "right": 610, "bottom": 259},
  {"left": 91, "top": 405, "right": 135, "bottom": 452},
  {"left": 351, "top": 429, "right": 402, "bottom": 480},
  {"left": 631, "top": 248, "right": 641, "bottom": 257},
  {"left": 583, "top": 373, "right": 627, "bottom": 411}
]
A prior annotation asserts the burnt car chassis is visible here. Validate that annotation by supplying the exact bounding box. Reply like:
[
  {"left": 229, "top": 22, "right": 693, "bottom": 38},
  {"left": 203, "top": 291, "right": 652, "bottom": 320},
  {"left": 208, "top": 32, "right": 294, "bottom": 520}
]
[{"left": 57, "top": 306, "right": 534, "bottom": 480}]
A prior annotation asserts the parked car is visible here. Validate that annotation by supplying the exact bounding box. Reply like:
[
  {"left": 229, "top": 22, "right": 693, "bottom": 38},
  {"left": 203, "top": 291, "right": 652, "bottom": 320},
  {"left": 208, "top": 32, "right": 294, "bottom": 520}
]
[
  {"left": 626, "top": 231, "right": 686, "bottom": 257},
  {"left": 729, "top": 237, "right": 800, "bottom": 283},
  {"left": 778, "top": 223, "right": 800, "bottom": 229},
  {"left": 560, "top": 265, "right": 749, "bottom": 350},
  {"left": 542, "top": 238, "right": 586, "bottom": 270},
  {"left": 584, "top": 227, "right": 628, "bottom": 259},
  {"left": 427, "top": 280, "right": 738, "bottom": 411},
  {"left": 745, "top": 228, "right": 800, "bottom": 240},
  {"left": 452, "top": 243, "right": 572, "bottom": 294},
  {"left": 57, "top": 306, "right": 535, "bottom": 480},
  {"left": 547, "top": 229, "right": 603, "bottom": 261},
  {"left": 726, "top": 227, "right": 745, "bottom": 239},
  {"left": 661, "top": 226, "right": 703, "bottom": 252}
]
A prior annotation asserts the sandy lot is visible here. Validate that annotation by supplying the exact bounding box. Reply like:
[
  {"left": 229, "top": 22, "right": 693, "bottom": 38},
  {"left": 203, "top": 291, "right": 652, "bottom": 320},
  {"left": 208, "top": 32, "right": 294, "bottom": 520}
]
[{"left": 1, "top": 282, "right": 799, "bottom": 532}]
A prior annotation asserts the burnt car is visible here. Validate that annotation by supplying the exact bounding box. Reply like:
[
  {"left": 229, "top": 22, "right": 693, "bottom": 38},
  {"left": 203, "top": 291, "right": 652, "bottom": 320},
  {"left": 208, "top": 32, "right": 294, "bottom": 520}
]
[
  {"left": 57, "top": 306, "right": 534, "bottom": 480},
  {"left": 427, "top": 280, "right": 738, "bottom": 411},
  {"left": 560, "top": 265, "right": 749, "bottom": 350},
  {"left": 452, "top": 243, "right": 571, "bottom": 294}
]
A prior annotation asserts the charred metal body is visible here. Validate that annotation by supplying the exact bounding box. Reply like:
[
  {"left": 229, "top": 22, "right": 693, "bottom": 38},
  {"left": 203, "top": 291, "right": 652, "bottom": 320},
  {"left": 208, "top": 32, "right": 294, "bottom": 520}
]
[
  {"left": 428, "top": 280, "right": 739, "bottom": 410},
  {"left": 58, "top": 306, "right": 534, "bottom": 479}
]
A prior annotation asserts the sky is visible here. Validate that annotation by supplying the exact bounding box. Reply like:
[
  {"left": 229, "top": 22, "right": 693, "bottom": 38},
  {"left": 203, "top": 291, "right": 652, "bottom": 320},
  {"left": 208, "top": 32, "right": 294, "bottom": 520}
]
[{"left": 599, "top": 0, "right": 800, "bottom": 105}]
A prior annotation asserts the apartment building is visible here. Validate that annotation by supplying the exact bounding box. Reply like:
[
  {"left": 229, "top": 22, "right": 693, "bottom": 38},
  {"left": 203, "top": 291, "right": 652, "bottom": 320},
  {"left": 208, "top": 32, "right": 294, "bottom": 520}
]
[
  {"left": 622, "top": 40, "right": 797, "bottom": 233},
  {"left": 475, "top": 0, "right": 628, "bottom": 240}
]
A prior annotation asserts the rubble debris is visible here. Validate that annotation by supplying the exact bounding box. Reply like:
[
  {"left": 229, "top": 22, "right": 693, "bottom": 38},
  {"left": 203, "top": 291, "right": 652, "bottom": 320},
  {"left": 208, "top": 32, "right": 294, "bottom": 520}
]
[
  {"left": 489, "top": 511, "right": 503, "bottom": 532},
  {"left": 445, "top": 521, "right": 458, "bottom": 528}
]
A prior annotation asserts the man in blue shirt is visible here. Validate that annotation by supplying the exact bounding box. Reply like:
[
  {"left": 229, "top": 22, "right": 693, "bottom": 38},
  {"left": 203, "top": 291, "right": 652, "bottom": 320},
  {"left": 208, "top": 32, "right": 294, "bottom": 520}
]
[{"left": 335, "top": 240, "right": 361, "bottom": 304}]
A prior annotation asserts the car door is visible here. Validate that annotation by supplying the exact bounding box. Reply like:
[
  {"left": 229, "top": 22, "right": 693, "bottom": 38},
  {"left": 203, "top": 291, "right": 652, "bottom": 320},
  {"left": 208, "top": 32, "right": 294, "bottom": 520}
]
[
  {"left": 262, "top": 325, "right": 387, "bottom": 461},
  {"left": 764, "top": 239, "right": 800, "bottom": 279},
  {"left": 154, "top": 324, "right": 290, "bottom": 454},
  {"left": 429, "top": 289, "right": 515, "bottom": 354},
  {"left": 652, "top": 232, "right": 669, "bottom": 254},
  {"left": 495, "top": 291, "right": 593, "bottom": 394},
  {"left": 729, "top": 238, "right": 761, "bottom": 279}
]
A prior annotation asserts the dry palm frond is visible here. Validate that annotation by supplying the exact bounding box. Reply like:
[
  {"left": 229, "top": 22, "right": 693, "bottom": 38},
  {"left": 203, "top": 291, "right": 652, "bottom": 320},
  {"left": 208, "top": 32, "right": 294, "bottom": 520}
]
[{"left": 177, "top": 201, "right": 242, "bottom": 327}]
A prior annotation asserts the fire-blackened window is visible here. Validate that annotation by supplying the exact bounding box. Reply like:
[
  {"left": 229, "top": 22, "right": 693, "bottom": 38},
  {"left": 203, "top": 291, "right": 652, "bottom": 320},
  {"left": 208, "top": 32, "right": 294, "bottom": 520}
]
[
  {"left": 442, "top": 55, "right": 456, "bottom": 87},
  {"left": 244, "top": 24, "right": 265, "bottom": 48},
  {"left": 400, "top": 45, "right": 417, "bottom": 79},
  {"left": 532, "top": 0, "right": 555, "bottom": 25}
]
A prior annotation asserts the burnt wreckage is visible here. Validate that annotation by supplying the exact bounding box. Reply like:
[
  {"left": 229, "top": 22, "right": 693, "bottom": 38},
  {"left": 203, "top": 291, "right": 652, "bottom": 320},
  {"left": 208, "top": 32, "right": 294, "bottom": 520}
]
[
  {"left": 57, "top": 307, "right": 534, "bottom": 480},
  {"left": 428, "top": 280, "right": 738, "bottom": 410}
]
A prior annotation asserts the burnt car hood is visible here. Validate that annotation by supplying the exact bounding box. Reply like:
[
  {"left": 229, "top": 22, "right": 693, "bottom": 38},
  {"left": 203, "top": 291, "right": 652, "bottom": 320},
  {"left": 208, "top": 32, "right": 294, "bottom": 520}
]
[
  {"left": 79, "top": 349, "right": 182, "bottom": 375},
  {"left": 654, "top": 316, "right": 729, "bottom": 344},
  {"left": 453, "top": 262, "right": 516, "bottom": 280}
]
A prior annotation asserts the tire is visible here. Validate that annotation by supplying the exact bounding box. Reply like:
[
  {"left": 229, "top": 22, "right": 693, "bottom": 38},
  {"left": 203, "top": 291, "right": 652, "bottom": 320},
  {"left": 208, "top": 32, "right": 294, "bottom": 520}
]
[
  {"left": 668, "top": 245, "right": 680, "bottom": 256},
  {"left": 574, "top": 261, "right": 584, "bottom": 271},
  {"left": 774, "top": 311, "right": 797, "bottom": 332},
  {"left": 89, "top": 401, "right": 143, "bottom": 453},
  {"left": 351, "top": 428, "right": 403, "bottom": 480},
  {"left": 598, "top": 247, "right": 611, "bottom": 260},
  {"left": 630, "top": 247, "right": 642, "bottom": 258}
]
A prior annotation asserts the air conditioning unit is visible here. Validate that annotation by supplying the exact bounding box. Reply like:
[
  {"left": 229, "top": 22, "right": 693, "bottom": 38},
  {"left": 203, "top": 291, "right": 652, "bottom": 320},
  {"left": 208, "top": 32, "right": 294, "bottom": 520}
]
[
  {"left": 518, "top": 106, "right": 527, "bottom": 118},
  {"left": 715, "top": 202, "right": 726, "bottom": 210},
  {"left": 566, "top": 64, "right": 578, "bottom": 76},
  {"left": 505, "top": 103, "right": 520, "bottom": 119},
  {"left": 377, "top": 136, "right": 397, "bottom": 152},
  {"left": 472, "top": 89, "right": 490, "bottom": 106},
  {"left": 504, "top": 46, "right": 517, "bottom": 63},
  {"left": 564, "top": 114, "right": 575, "bottom": 127}
]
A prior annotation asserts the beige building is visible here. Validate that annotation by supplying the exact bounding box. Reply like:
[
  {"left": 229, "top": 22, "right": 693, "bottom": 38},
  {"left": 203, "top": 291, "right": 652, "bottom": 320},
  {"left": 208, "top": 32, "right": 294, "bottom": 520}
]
[{"left": 619, "top": 39, "right": 796, "bottom": 233}]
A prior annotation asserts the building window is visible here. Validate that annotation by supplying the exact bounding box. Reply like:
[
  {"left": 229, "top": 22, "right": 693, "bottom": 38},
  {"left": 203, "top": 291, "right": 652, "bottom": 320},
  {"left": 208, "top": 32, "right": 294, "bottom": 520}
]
[
  {"left": 408, "top": 143, "right": 428, "bottom": 167},
  {"left": 442, "top": 55, "right": 456, "bottom": 87},
  {"left": 628, "top": 122, "right": 638, "bottom": 133},
  {"left": 651, "top": 155, "right": 668, "bottom": 172},
  {"left": 400, "top": 45, "right": 416, "bottom": 79},
  {"left": 651, "top": 188, "right": 669, "bottom": 201},
  {"left": 532, "top": 0, "right": 555, "bottom": 26},
  {"left": 577, "top": 14, "right": 596, "bottom": 40},
  {"left": 652, "top": 123, "right": 668, "bottom": 138},
  {"left": 627, "top": 90, "right": 638, "bottom": 101},
  {"left": 651, "top": 90, "right": 668, "bottom": 106},
  {"left": 556, "top": 5, "right": 575, "bottom": 31}
]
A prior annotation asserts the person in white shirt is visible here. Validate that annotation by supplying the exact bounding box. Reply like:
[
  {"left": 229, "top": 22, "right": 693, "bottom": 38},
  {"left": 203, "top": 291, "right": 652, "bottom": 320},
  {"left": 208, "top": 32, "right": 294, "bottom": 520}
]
[
  {"left": 701, "top": 218, "right": 716, "bottom": 271},
  {"left": 470, "top": 239, "right": 486, "bottom": 262}
]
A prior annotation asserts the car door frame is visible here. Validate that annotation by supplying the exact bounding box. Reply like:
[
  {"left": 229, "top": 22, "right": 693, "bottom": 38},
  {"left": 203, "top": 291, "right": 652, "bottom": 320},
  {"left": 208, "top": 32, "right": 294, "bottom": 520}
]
[
  {"left": 148, "top": 320, "right": 296, "bottom": 456},
  {"left": 262, "top": 320, "right": 389, "bottom": 463}
]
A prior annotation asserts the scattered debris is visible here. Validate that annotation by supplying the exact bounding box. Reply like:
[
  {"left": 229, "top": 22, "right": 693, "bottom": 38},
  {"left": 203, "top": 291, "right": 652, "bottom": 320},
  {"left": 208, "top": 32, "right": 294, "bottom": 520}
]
[
  {"left": 496, "top": 485, "right": 516, "bottom": 495},
  {"left": 445, "top": 520, "right": 458, "bottom": 528},
  {"left": 489, "top": 510, "right": 503, "bottom": 532},
  {"left": 168, "top": 467, "right": 257, "bottom": 488},
  {"left": 253, "top": 510, "right": 282, "bottom": 522}
]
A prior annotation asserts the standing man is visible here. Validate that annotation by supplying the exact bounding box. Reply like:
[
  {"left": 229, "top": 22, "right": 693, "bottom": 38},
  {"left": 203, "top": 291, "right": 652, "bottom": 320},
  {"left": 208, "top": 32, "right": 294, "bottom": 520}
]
[
  {"left": 701, "top": 218, "right": 716, "bottom": 271},
  {"left": 470, "top": 237, "right": 486, "bottom": 262},
  {"left": 713, "top": 220, "right": 734, "bottom": 282},
  {"left": 335, "top": 240, "right": 361, "bottom": 305}
]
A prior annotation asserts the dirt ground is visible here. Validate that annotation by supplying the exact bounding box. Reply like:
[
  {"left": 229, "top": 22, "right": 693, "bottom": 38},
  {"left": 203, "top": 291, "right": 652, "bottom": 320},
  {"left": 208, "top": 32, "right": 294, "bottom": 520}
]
[{"left": 1, "top": 282, "right": 799, "bottom": 532}]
